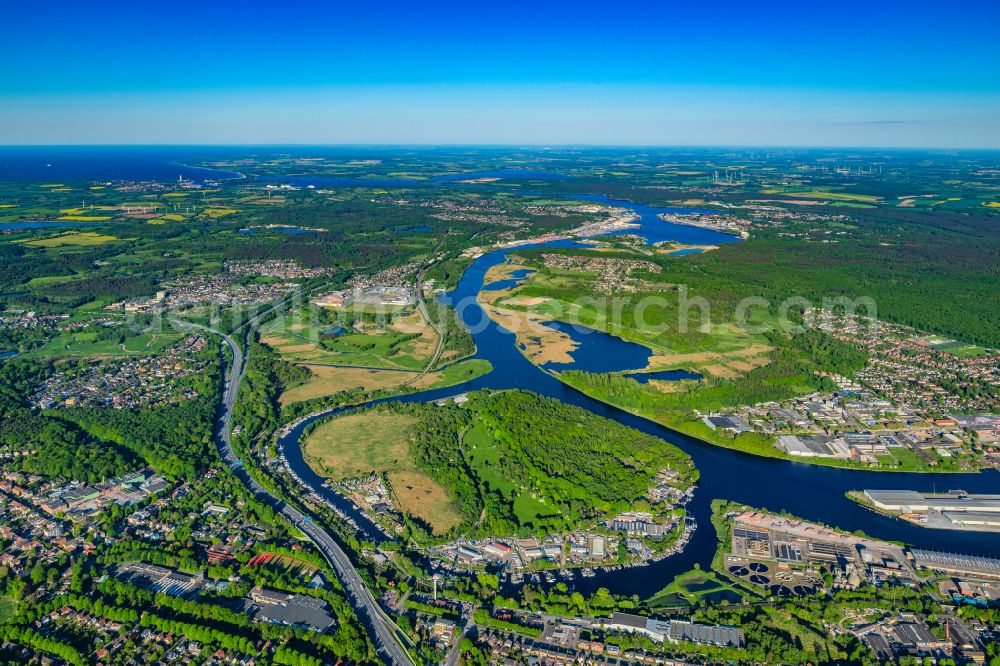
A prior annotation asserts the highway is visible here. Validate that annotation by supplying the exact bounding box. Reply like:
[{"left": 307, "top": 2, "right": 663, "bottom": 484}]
[
  {"left": 175, "top": 317, "right": 414, "bottom": 666},
  {"left": 413, "top": 264, "right": 445, "bottom": 379}
]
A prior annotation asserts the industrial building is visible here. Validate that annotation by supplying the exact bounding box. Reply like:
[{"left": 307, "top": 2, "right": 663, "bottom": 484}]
[
  {"left": 115, "top": 562, "right": 205, "bottom": 598},
  {"left": 864, "top": 490, "right": 1000, "bottom": 531},
  {"left": 245, "top": 586, "right": 336, "bottom": 632},
  {"left": 605, "top": 612, "right": 744, "bottom": 647},
  {"left": 777, "top": 434, "right": 852, "bottom": 458},
  {"left": 912, "top": 550, "right": 1000, "bottom": 579},
  {"left": 863, "top": 489, "right": 1000, "bottom": 514}
]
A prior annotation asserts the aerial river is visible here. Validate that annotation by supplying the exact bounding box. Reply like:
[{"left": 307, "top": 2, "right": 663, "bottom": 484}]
[{"left": 279, "top": 194, "right": 1000, "bottom": 598}]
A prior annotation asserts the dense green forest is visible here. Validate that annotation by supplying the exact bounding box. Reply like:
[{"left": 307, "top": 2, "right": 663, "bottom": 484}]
[
  {"left": 0, "top": 409, "right": 136, "bottom": 483},
  {"left": 50, "top": 344, "right": 222, "bottom": 480},
  {"left": 425, "top": 300, "right": 476, "bottom": 368},
  {"left": 52, "top": 396, "right": 217, "bottom": 480},
  {"left": 233, "top": 335, "right": 312, "bottom": 441},
  {"left": 671, "top": 209, "right": 1000, "bottom": 346},
  {"left": 384, "top": 390, "right": 696, "bottom": 536}
]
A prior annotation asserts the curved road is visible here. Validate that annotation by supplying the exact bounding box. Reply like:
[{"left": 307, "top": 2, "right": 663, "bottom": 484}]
[
  {"left": 175, "top": 318, "right": 413, "bottom": 666},
  {"left": 408, "top": 263, "right": 446, "bottom": 385}
]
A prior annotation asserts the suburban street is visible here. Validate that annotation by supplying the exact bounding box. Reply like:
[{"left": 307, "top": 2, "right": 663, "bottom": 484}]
[{"left": 176, "top": 317, "right": 414, "bottom": 666}]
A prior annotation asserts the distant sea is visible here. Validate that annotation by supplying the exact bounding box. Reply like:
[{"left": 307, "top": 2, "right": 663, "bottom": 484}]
[
  {"left": 0, "top": 146, "right": 242, "bottom": 182},
  {"left": 0, "top": 147, "right": 574, "bottom": 186}
]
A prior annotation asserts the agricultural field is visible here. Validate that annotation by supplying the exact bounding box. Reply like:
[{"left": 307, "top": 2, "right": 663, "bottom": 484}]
[
  {"left": 277, "top": 365, "right": 418, "bottom": 406},
  {"left": 16, "top": 231, "right": 120, "bottom": 247},
  {"left": 302, "top": 411, "right": 463, "bottom": 534},
  {"left": 303, "top": 411, "right": 418, "bottom": 480},
  {"left": 781, "top": 190, "right": 881, "bottom": 203},
  {"left": 261, "top": 307, "right": 438, "bottom": 371}
]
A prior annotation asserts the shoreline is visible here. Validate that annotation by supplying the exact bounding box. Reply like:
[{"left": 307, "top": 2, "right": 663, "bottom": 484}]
[
  {"left": 656, "top": 212, "right": 749, "bottom": 239},
  {"left": 554, "top": 370, "right": 973, "bottom": 474},
  {"left": 470, "top": 248, "right": 974, "bottom": 475}
]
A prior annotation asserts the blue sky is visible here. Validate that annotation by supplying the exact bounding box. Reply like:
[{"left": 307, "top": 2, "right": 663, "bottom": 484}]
[{"left": 3, "top": 0, "right": 999, "bottom": 146}]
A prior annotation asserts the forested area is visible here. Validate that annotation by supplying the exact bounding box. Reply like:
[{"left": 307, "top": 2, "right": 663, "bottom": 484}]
[
  {"left": 669, "top": 210, "right": 1000, "bottom": 346},
  {"left": 52, "top": 397, "right": 216, "bottom": 480},
  {"left": 422, "top": 253, "right": 473, "bottom": 290},
  {"left": 393, "top": 390, "right": 696, "bottom": 536},
  {"left": 0, "top": 361, "right": 136, "bottom": 482},
  {"left": 425, "top": 300, "right": 476, "bottom": 368},
  {"left": 233, "top": 336, "right": 312, "bottom": 440},
  {"left": 3, "top": 410, "right": 135, "bottom": 482}
]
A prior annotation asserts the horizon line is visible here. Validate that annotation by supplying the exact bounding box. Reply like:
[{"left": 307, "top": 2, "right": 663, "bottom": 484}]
[{"left": 2, "top": 143, "right": 1000, "bottom": 152}]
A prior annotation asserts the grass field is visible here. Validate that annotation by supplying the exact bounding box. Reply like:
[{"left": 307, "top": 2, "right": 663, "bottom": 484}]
[
  {"left": 0, "top": 595, "right": 16, "bottom": 623},
  {"left": 303, "top": 411, "right": 462, "bottom": 534},
  {"left": 934, "top": 342, "right": 990, "bottom": 358},
  {"left": 426, "top": 359, "right": 492, "bottom": 388},
  {"left": 278, "top": 364, "right": 418, "bottom": 405},
  {"left": 17, "top": 231, "right": 119, "bottom": 247},
  {"left": 262, "top": 308, "right": 437, "bottom": 370},
  {"left": 388, "top": 470, "right": 463, "bottom": 534},
  {"left": 885, "top": 446, "right": 960, "bottom": 471},
  {"left": 22, "top": 331, "right": 182, "bottom": 359},
  {"left": 278, "top": 359, "right": 491, "bottom": 406},
  {"left": 304, "top": 412, "right": 417, "bottom": 479},
  {"left": 646, "top": 568, "right": 745, "bottom": 609},
  {"left": 784, "top": 190, "right": 881, "bottom": 203},
  {"left": 464, "top": 421, "right": 516, "bottom": 497}
]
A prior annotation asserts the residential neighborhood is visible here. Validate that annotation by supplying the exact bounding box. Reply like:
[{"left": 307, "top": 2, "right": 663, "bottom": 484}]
[{"left": 31, "top": 335, "right": 210, "bottom": 410}]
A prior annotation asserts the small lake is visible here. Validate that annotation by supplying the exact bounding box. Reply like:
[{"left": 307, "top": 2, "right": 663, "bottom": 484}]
[
  {"left": 393, "top": 226, "right": 432, "bottom": 234},
  {"left": 541, "top": 321, "right": 652, "bottom": 373},
  {"left": 482, "top": 268, "right": 536, "bottom": 291},
  {"left": 625, "top": 369, "right": 702, "bottom": 383}
]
